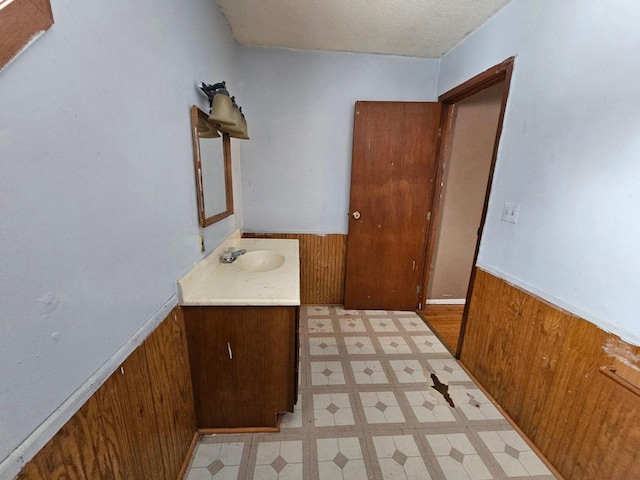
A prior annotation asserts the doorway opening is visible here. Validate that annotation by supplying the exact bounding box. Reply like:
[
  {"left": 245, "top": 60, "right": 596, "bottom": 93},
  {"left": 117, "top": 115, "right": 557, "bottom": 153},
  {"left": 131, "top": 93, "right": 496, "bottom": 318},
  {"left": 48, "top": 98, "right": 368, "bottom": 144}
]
[{"left": 420, "top": 58, "right": 515, "bottom": 357}]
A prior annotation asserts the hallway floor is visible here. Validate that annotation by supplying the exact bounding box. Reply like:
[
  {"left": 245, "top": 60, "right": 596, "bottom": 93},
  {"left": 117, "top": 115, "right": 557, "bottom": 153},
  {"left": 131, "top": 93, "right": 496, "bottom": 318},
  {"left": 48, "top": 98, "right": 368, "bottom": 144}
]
[
  {"left": 184, "top": 306, "right": 556, "bottom": 480},
  {"left": 421, "top": 304, "right": 465, "bottom": 354}
]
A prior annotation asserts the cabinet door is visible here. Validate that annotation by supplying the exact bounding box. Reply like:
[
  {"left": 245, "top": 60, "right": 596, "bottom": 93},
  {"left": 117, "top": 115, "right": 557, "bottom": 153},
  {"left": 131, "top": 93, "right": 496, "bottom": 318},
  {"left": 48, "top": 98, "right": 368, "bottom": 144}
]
[
  {"left": 230, "top": 307, "right": 296, "bottom": 427},
  {"left": 184, "top": 307, "right": 241, "bottom": 427},
  {"left": 184, "top": 306, "right": 297, "bottom": 429}
]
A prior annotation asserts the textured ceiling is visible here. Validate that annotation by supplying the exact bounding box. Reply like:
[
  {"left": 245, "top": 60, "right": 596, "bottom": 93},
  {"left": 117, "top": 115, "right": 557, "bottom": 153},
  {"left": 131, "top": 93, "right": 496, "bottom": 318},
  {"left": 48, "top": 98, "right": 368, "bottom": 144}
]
[{"left": 216, "top": 0, "right": 510, "bottom": 58}]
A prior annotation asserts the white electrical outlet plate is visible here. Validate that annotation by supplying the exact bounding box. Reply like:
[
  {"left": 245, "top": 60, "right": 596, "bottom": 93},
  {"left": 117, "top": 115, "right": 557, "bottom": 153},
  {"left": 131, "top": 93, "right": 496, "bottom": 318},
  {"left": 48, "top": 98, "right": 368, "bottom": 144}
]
[{"left": 501, "top": 202, "right": 520, "bottom": 224}]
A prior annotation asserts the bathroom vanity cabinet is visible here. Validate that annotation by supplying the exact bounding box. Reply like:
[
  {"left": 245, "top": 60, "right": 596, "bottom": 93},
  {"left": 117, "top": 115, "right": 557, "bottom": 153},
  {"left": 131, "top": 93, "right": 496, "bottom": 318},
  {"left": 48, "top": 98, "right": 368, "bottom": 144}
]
[
  {"left": 178, "top": 237, "right": 301, "bottom": 430},
  {"left": 183, "top": 305, "right": 299, "bottom": 430}
]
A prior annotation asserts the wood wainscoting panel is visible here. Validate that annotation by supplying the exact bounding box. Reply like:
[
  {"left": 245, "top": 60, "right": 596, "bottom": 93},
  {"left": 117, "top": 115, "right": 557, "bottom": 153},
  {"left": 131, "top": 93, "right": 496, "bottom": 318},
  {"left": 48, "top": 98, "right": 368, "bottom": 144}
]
[
  {"left": 59, "top": 396, "right": 115, "bottom": 479},
  {"left": 460, "top": 269, "right": 640, "bottom": 480},
  {"left": 101, "top": 347, "right": 166, "bottom": 479},
  {"left": 15, "top": 435, "right": 67, "bottom": 480},
  {"left": 0, "top": 0, "right": 54, "bottom": 70},
  {"left": 243, "top": 233, "right": 347, "bottom": 305},
  {"left": 17, "top": 306, "right": 196, "bottom": 480},
  {"left": 144, "top": 309, "right": 197, "bottom": 477}
]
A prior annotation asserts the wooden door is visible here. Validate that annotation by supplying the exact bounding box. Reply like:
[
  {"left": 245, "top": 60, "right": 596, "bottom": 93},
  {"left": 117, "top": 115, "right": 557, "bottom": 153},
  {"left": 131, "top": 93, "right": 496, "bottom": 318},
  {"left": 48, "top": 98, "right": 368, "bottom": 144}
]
[{"left": 344, "top": 101, "right": 442, "bottom": 310}]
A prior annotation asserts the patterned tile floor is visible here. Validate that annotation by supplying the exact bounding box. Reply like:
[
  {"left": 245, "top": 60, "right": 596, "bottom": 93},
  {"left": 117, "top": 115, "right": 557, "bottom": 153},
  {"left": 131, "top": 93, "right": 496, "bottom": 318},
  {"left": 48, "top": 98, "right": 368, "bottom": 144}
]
[{"left": 184, "top": 306, "right": 557, "bottom": 480}]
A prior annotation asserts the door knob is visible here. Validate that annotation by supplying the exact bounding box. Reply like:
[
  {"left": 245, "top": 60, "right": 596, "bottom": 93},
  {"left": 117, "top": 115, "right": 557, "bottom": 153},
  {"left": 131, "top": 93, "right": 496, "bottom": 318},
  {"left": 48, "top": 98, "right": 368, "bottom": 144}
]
[{"left": 352, "top": 211, "right": 361, "bottom": 220}]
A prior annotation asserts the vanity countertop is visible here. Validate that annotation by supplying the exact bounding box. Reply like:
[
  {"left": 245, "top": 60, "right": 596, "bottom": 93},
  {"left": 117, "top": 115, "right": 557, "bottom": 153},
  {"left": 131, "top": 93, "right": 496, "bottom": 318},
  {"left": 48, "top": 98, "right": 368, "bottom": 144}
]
[{"left": 177, "top": 237, "right": 300, "bottom": 306}]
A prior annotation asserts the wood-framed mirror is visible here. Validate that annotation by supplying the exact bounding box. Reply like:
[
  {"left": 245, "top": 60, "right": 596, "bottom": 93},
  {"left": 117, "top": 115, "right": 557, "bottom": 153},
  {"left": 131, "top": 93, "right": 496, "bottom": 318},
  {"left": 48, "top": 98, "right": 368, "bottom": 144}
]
[{"left": 190, "top": 105, "right": 234, "bottom": 227}]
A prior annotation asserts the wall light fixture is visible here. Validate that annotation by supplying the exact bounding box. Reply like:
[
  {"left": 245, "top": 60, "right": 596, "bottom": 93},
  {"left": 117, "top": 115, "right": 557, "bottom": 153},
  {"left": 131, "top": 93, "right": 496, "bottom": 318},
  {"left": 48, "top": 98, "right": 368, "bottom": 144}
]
[{"left": 199, "top": 81, "right": 249, "bottom": 140}]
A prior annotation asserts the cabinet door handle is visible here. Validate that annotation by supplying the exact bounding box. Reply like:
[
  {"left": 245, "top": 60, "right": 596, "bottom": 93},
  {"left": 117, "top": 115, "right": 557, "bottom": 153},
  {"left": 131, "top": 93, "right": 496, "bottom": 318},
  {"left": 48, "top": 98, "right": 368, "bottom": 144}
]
[{"left": 227, "top": 342, "right": 233, "bottom": 359}]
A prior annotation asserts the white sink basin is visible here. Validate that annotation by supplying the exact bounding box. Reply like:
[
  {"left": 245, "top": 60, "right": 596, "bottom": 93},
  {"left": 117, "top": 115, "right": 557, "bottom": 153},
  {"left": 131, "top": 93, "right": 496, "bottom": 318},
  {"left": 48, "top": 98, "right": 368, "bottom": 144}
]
[{"left": 237, "top": 250, "right": 285, "bottom": 273}]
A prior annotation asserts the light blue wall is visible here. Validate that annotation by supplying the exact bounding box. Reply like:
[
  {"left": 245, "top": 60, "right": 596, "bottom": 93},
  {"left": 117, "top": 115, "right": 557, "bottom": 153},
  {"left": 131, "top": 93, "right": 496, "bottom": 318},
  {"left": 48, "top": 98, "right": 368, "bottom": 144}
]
[
  {"left": 0, "top": 0, "right": 241, "bottom": 471},
  {"left": 439, "top": 0, "right": 640, "bottom": 345},
  {"left": 0, "top": 5, "right": 441, "bottom": 473},
  {"left": 236, "top": 47, "right": 440, "bottom": 234}
]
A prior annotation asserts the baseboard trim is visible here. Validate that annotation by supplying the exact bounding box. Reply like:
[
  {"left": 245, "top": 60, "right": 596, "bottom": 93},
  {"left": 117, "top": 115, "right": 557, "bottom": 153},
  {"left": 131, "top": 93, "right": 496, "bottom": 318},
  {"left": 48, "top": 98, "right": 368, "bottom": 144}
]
[
  {"left": 197, "top": 426, "right": 280, "bottom": 434},
  {"left": 0, "top": 295, "right": 178, "bottom": 480},
  {"left": 177, "top": 432, "right": 200, "bottom": 480},
  {"left": 425, "top": 298, "right": 466, "bottom": 305}
]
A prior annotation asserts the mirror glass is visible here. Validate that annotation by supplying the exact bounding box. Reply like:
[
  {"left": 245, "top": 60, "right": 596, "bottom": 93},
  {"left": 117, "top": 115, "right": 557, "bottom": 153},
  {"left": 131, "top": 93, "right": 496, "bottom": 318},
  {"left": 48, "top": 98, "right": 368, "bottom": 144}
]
[{"left": 191, "top": 105, "right": 233, "bottom": 227}]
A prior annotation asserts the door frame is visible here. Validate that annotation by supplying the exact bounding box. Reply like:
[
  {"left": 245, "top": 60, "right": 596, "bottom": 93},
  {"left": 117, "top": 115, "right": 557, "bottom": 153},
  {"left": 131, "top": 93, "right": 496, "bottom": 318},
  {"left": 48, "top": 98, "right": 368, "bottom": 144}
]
[{"left": 420, "top": 57, "right": 515, "bottom": 358}]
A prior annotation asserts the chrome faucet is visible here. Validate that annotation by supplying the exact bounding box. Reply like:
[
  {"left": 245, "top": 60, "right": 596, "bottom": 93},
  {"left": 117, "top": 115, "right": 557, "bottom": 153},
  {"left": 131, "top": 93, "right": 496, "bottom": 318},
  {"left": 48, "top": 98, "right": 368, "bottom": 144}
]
[{"left": 221, "top": 247, "right": 246, "bottom": 263}]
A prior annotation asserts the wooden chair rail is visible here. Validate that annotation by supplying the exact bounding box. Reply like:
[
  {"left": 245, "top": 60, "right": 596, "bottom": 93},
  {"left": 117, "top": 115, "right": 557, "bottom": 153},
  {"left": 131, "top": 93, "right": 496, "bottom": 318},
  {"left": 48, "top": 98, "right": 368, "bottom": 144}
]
[{"left": 600, "top": 365, "right": 640, "bottom": 397}]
